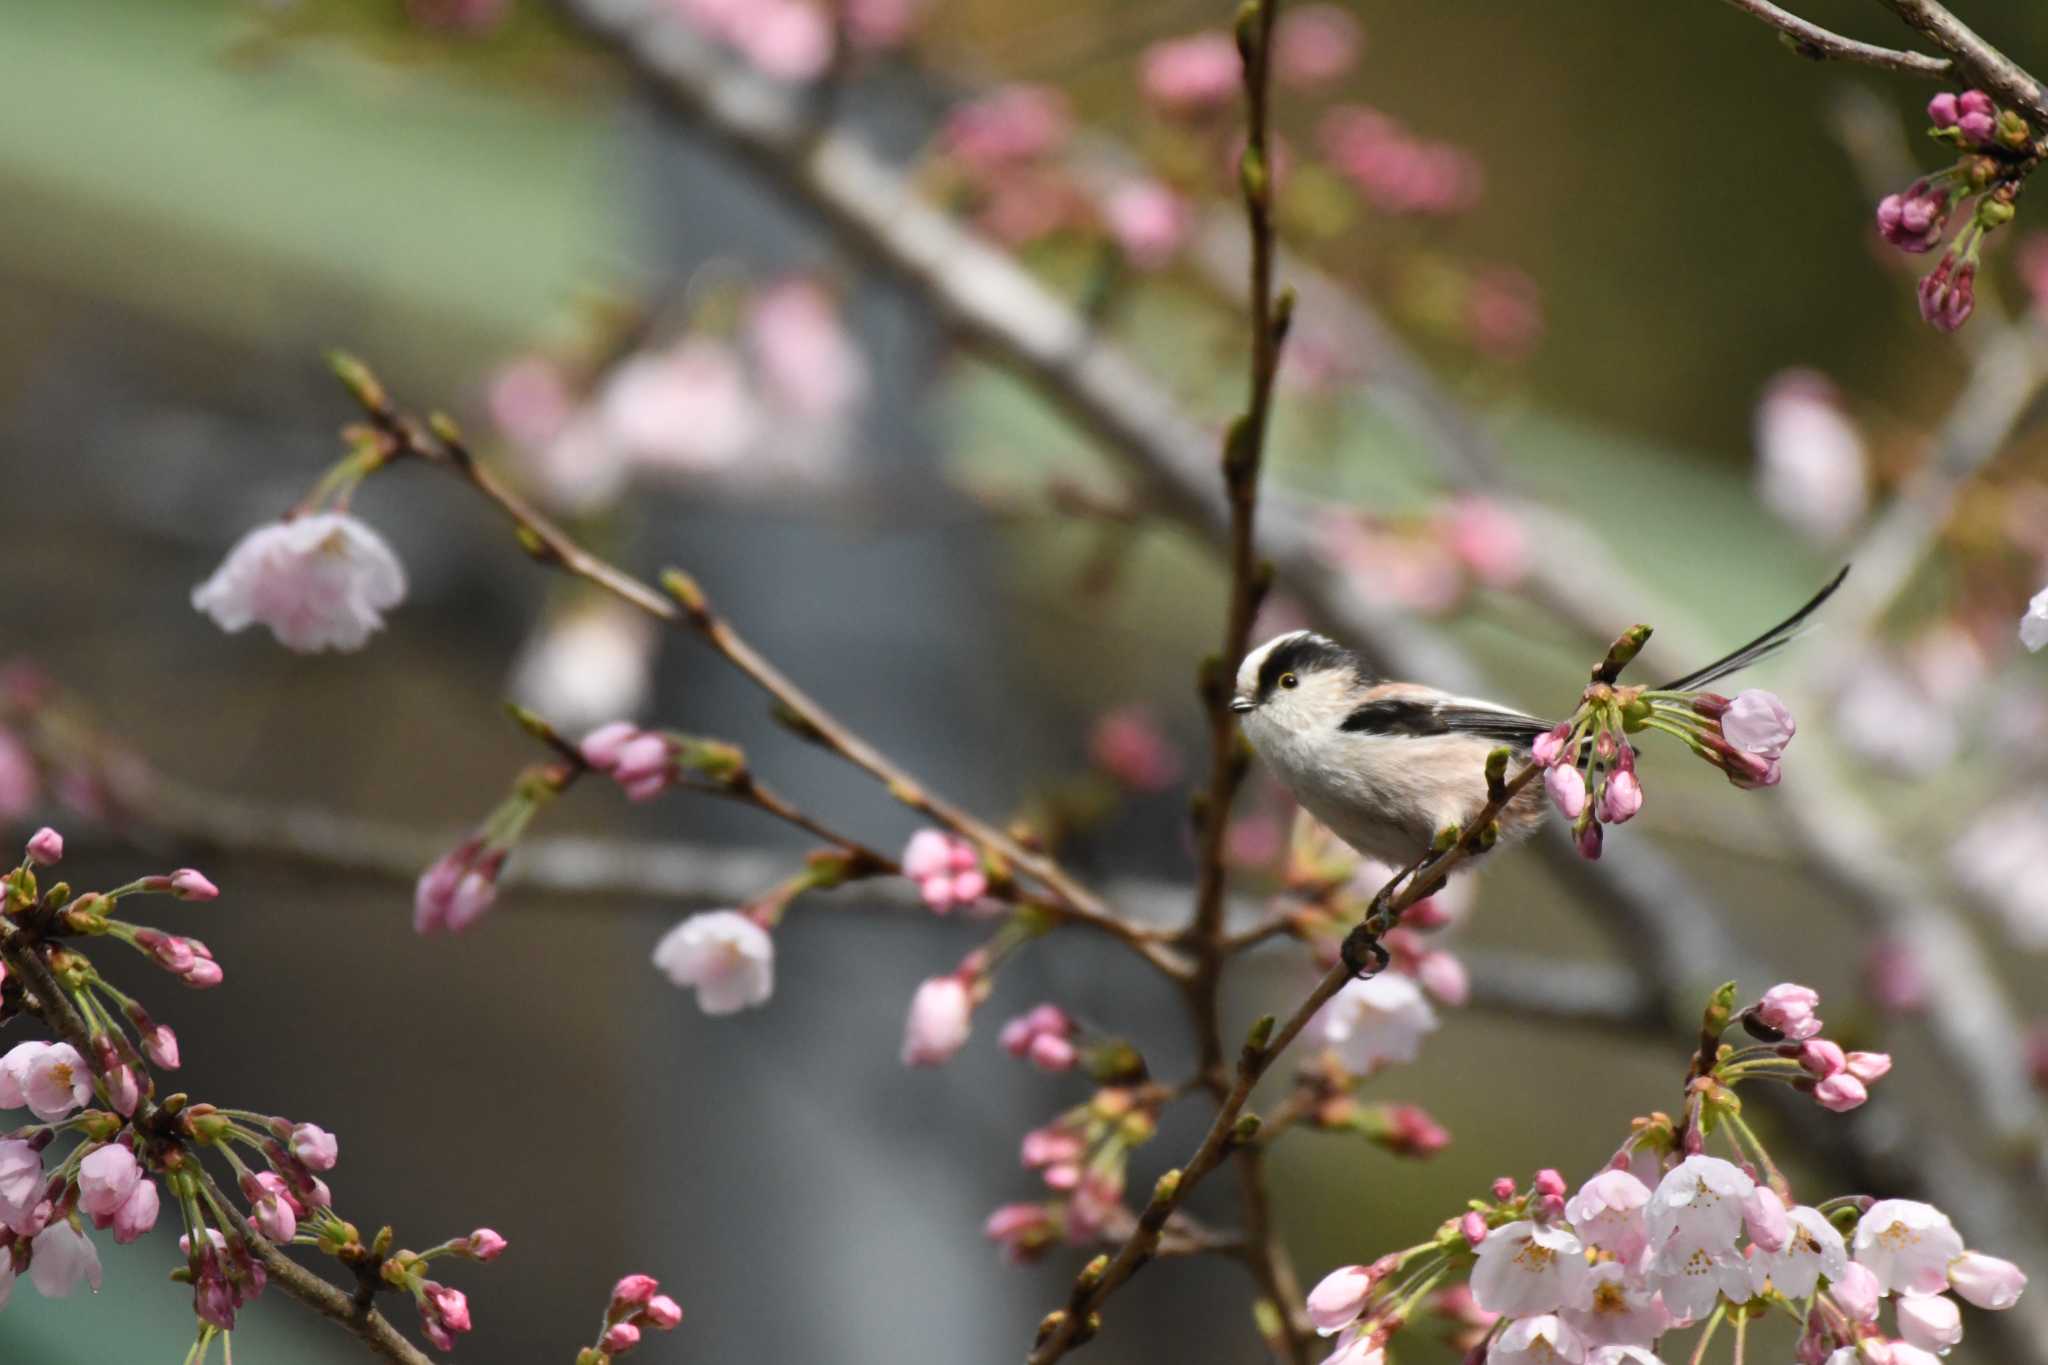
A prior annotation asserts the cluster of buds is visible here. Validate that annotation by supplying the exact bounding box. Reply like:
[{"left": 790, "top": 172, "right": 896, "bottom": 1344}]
[
  {"left": 997, "top": 1003, "right": 1147, "bottom": 1081},
  {"left": 1532, "top": 624, "right": 1798, "bottom": 860},
  {"left": 1299, "top": 983, "right": 2025, "bottom": 1365},
  {"left": 579, "top": 721, "right": 745, "bottom": 805},
  {"left": 985, "top": 1087, "right": 1161, "bottom": 1260},
  {"left": 1733, "top": 983, "right": 1892, "bottom": 1113},
  {"left": 574, "top": 1272, "right": 684, "bottom": 1363},
  {"left": 415, "top": 757, "right": 573, "bottom": 935},
  {"left": 1288, "top": 1053, "right": 1452, "bottom": 1159},
  {"left": 900, "top": 829, "right": 992, "bottom": 914},
  {"left": 1875, "top": 90, "right": 2036, "bottom": 332},
  {"left": 374, "top": 1224, "right": 509, "bottom": 1350}
]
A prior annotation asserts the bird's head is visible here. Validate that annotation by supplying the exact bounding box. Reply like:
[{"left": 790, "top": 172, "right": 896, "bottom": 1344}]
[{"left": 1231, "top": 631, "right": 1365, "bottom": 738}]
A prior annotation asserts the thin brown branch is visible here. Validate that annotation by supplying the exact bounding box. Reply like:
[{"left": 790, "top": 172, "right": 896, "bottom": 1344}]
[
  {"left": 1024, "top": 762, "right": 1542, "bottom": 1364},
  {"left": 341, "top": 395, "right": 1185, "bottom": 978},
  {"left": 1716, "top": 0, "right": 1952, "bottom": 77},
  {"left": 1871, "top": 0, "right": 2048, "bottom": 128}
]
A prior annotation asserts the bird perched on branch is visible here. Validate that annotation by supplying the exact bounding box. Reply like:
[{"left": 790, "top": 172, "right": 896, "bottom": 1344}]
[{"left": 1229, "top": 568, "right": 1849, "bottom": 867}]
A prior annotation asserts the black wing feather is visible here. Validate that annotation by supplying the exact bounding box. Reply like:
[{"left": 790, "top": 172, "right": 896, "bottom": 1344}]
[
  {"left": 1656, "top": 565, "right": 1850, "bottom": 693},
  {"left": 1342, "top": 699, "right": 1550, "bottom": 744}
]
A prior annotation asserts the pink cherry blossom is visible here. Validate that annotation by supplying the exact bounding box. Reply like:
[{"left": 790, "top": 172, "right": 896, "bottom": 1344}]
[
  {"left": 1798, "top": 1038, "right": 1846, "bottom": 1078},
  {"left": 1564, "top": 1260, "right": 1669, "bottom": 1348},
  {"left": 1646, "top": 1154, "right": 1755, "bottom": 1246},
  {"left": 1814, "top": 1072, "right": 1868, "bottom": 1112},
  {"left": 509, "top": 601, "right": 656, "bottom": 734},
  {"left": 290, "top": 1123, "right": 339, "bottom": 1171},
  {"left": 29, "top": 1221, "right": 101, "bottom": 1297},
  {"left": 1853, "top": 1200, "right": 1966, "bottom": 1296},
  {"left": 1318, "top": 973, "right": 1438, "bottom": 1073},
  {"left": 746, "top": 279, "right": 868, "bottom": 420},
  {"left": 0, "top": 1139, "right": 42, "bottom": 1235},
  {"left": 1306, "top": 1263, "right": 1375, "bottom": 1335},
  {"left": 1948, "top": 1250, "right": 2026, "bottom": 1309},
  {"left": 1599, "top": 770, "right": 1643, "bottom": 824},
  {"left": 1272, "top": 4, "right": 1362, "bottom": 88},
  {"left": 652, "top": 910, "right": 775, "bottom": 1015},
  {"left": 1742, "top": 1186, "right": 1790, "bottom": 1253},
  {"left": 1566, "top": 1168, "right": 1652, "bottom": 1260},
  {"left": 1087, "top": 707, "right": 1181, "bottom": 791},
  {"left": 465, "top": 1228, "right": 508, "bottom": 1260},
  {"left": 1650, "top": 1229, "right": 1754, "bottom": 1321},
  {"left": 25, "top": 827, "right": 62, "bottom": 866},
  {"left": 1897, "top": 1294, "right": 1963, "bottom": 1352},
  {"left": 1722, "top": 690, "right": 1796, "bottom": 758},
  {"left": 940, "top": 85, "right": 1070, "bottom": 169},
  {"left": 487, "top": 355, "right": 572, "bottom": 448},
  {"left": 1470, "top": 1220, "right": 1589, "bottom": 1316},
  {"left": 1834, "top": 1259, "right": 1883, "bottom": 1320},
  {"left": 1755, "top": 371, "right": 1869, "bottom": 541},
  {"left": 1755, "top": 983, "right": 1823, "bottom": 1041},
  {"left": 610, "top": 1274, "right": 660, "bottom": 1311},
  {"left": 192, "top": 513, "right": 407, "bottom": 653},
  {"left": 76, "top": 1145, "right": 140, "bottom": 1219},
  {"left": 250, "top": 1179, "right": 297, "bottom": 1242},
  {"left": 1104, "top": 182, "right": 1192, "bottom": 272},
  {"left": 1139, "top": 33, "right": 1241, "bottom": 114},
  {"left": 1442, "top": 496, "right": 1528, "bottom": 588},
  {"left": 640, "top": 1293, "right": 684, "bottom": 1329},
  {"left": 1490, "top": 1312, "right": 1586, "bottom": 1365},
  {"left": 1318, "top": 106, "right": 1483, "bottom": 217},
  {"left": 2, "top": 1042, "right": 92, "bottom": 1121},
  {"left": 1846, "top": 1051, "right": 1892, "bottom": 1084},
  {"left": 1761, "top": 1205, "right": 1849, "bottom": 1299},
  {"left": 900, "top": 830, "right": 988, "bottom": 913},
  {"left": 1460, "top": 1212, "right": 1489, "bottom": 1247},
  {"left": 984, "top": 1203, "right": 1055, "bottom": 1261},
  {"left": 1545, "top": 763, "right": 1588, "bottom": 820},
  {"left": 601, "top": 342, "right": 762, "bottom": 474},
  {"left": 901, "top": 976, "right": 974, "bottom": 1067}
]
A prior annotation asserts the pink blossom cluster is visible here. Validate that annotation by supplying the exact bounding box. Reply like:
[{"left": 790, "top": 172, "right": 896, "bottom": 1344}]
[
  {"left": 1319, "top": 106, "right": 1483, "bottom": 217},
  {"left": 900, "top": 829, "right": 992, "bottom": 914},
  {"left": 985, "top": 1089, "right": 1154, "bottom": 1260},
  {"left": 999, "top": 1003, "right": 1079, "bottom": 1072},
  {"left": 1138, "top": 32, "right": 1242, "bottom": 116},
  {"left": 1316, "top": 497, "right": 1530, "bottom": 616},
  {"left": 492, "top": 276, "right": 870, "bottom": 515},
  {"left": 574, "top": 1272, "right": 685, "bottom": 1363},
  {"left": 1740, "top": 983, "right": 1893, "bottom": 1113},
  {"left": 1874, "top": 90, "right": 2029, "bottom": 332},
  {"left": 1087, "top": 707, "right": 1183, "bottom": 793}
]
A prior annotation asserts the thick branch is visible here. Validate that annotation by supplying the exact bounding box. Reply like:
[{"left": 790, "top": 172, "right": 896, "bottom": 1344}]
[
  {"left": 1716, "top": 0, "right": 1952, "bottom": 77},
  {"left": 1871, "top": 0, "right": 2048, "bottom": 127}
]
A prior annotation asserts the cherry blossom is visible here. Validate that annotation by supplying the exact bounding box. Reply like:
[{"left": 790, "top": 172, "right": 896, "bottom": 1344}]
[
  {"left": 75, "top": 1145, "right": 141, "bottom": 1219},
  {"left": 1852, "top": 1200, "right": 1966, "bottom": 1297},
  {"left": 1948, "top": 1251, "right": 2026, "bottom": 1310},
  {"left": 291, "top": 1123, "right": 340, "bottom": 1171},
  {"left": 0, "top": 1139, "right": 45, "bottom": 1235},
  {"left": 192, "top": 513, "right": 407, "bottom": 653},
  {"left": 1271, "top": 4, "right": 1362, "bottom": 88},
  {"left": 651, "top": 910, "right": 775, "bottom": 1015},
  {"left": 1306, "top": 1263, "right": 1376, "bottom": 1335},
  {"left": 1318, "top": 973, "right": 1439, "bottom": 1073},
  {"left": 1753, "top": 984, "right": 1823, "bottom": 1041},
  {"left": 1139, "top": 33, "right": 1241, "bottom": 115},
  {"left": 25, "top": 827, "right": 62, "bottom": 866},
  {"left": 1720, "top": 691, "right": 1795, "bottom": 758},
  {"left": 1645, "top": 1155, "right": 1755, "bottom": 1247},
  {"left": 1565, "top": 1168, "right": 1652, "bottom": 1260},
  {"left": 1563, "top": 1261, "right": 1668, "bottom": 1348},
  {"left": 1, "top": 1041, "right": 94, "bottom": 1121},
  {"left": 901, "top": 830, "right": 988, "bottom": 913},
  {"left": 29, "top": 1221, "right": 101, "bottom": 1297},
  {"left": 1470, "top": 1220, "right": 1590, "bottom": 1316},
  {"left": 1491, "top": 1312, "right": 1586, "bottom": 1365},
  {"left": 1897, "top": 1293, "right": 1964, "bottom": 1353},
  {"left": 1751, "top": 1203, "right": 1846, "bottom": 1298},
  {"left": 1754, "top": 371, "right": 1868, "bottom": 542}
]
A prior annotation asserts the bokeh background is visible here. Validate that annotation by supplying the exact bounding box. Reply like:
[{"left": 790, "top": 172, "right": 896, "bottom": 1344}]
[{"left": 3, "top": 1, "right": 2046, "bottom": 1361}]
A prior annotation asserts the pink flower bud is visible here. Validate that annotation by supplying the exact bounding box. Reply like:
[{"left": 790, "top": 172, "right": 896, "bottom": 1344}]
[
  {"left": 984, "top": 1203, "right": 1056, "bottom": 1260},
  {"left": 611, "top": 733, "right": 672, "bottom": 786},
  {"left": 445, "top": 869, "right": 497, "bottom": 933},
  {"left": 1845, "top": 1051, "right": 1892, "bottom": 1084},
  {"left": 1026, "top": 1032, "right": 1078, "bottom": 1071},
  {"left": 24, "top": 827, "right": 62, "bottom": 866},
  {"left": 1544, "top": 763, "right": 1587, "bottom": 820},
  {"left": 1532, "top": 1168, "right": 1567, "bottom": 1199},
  {"left": 1757, "top": 983, "right": 1823, "bottom": 1041},
  {"left": 1960, "top": 90, "right": 1995, "bottom": 119},
  {"left": 1722, "top": 690, "right": 1796, "bottom": 758},
  {"left": 1491, "top": 1177, "right": 1517, "bottom": 1202},
  {"left": 1598, "top": 770, "right": 1643, "bottom": 824},
  {"left": 1531, "top": 726, "right": 1569, "bottom": 767},
  {"left": 77, "top": 1143, "right": 142, "bottom": 1217},
  {"left": 251, "top": 1186, "right": 297, "bottom": 1241},
  {"left": 1928, "top": 92, "right": 1960, "bottom": 127},
  {"left": 1306, "top": 1263, "right": 1376, "bottom": 1334},
  {"left": 579, "top": 721, "right": 640, "bottom": 771},
  {"left": 1743, "top": 1185, "right": 1791, "bottom": 1253},
  {"left": 1798, "top": 1038, "right": 1846, "bottom": 1078},
  {"left": 104, "top": 1064, "right": 140, "bottom": 1117},
  {"left": 1381, "top": 1104, "right": 1450, "bottom": 1158},
  {"left": 290, "top": 1123, "right": 339, "bottom": 1171},
  {"left": 603, "top": 1322, "right": 642, "bottom": 1353},
  {"left": 1414, "top": 948, "right": 1469, "bottom": 1007},
  {"left": 1139, "top": 32, "right": 1242, "bottom": 115},
  {"left": 182, "top": 956, "right": 224, "bottom": 989},
  {"left": 1897, "top": 1294, "right": 1963, "bottom": 1352},
  {"left": 466, "top": 1228, "right": 508, "bottom": 1260},
  {"left": 1813, "top": 1072, "right": 1869, "bottom": 1111},
  {"left": 1920, "top": 257, "right": 1977, "bottom": 332},
  {"left": 143, "top": 1025, "right": 180, "bottom": 1070},
  {"left": 1834, "top": 1260, "right": 1883, "bottom": 1321},
  {"left": 168, "top": 868, "right": 219, "bottom": 901},
  {"left": 1460, "top": 1211, "right": 1489, "bottom": 1247},
  {"left": 1087, "top": 708, "right": 1182, "bottom": 790},
  {"left": 611, "top": 1274, "right": 660, "bottom": 1311},
  {"left": 111, "top": 1176, "right": 160, "bottom": 1244},
  {"left": 427, "top": 1283, "right": 471, "bottom": 1334},
  {"left": 638, "top": 1294, "right": 683, "bottom": 1330},
  {"left": 1959, "top": 111, "right": 1997, "bottom": 144},
  {"left": 901, "top": 976, "right": 974, "bottom": 1067},
  {"left": 1948, "top": 1250, "right": 2027, "bottom": 1310},
  {"left": 1576, "top": 819, "right": 1603, "bottom": 861}
]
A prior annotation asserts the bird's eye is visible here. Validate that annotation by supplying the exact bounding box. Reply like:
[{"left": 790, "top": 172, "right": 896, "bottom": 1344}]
[{"left": 1279, "top": 673, "right": 1299, "bottom": 690}]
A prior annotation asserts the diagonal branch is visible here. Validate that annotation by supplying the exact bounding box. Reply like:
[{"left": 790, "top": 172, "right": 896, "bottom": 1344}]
[
  {"left": 1871, "top": 0, "right": 2048, "bottom": 127},
  {"left": 1715, "top": 0, "right": 1952, "bottom": 77}
]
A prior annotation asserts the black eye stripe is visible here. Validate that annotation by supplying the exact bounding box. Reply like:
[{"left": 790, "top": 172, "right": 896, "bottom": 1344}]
[{"left": 1256, "top": 634, "right": 1356, "bottom": 698}]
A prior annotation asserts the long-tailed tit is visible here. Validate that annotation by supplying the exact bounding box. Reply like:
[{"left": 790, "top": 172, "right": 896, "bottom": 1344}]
[{"left": 1230, "top": 568, "right": 1849, "bottom": 866}]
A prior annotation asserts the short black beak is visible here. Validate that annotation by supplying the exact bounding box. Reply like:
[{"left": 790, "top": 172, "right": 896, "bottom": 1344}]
[{"left": 1228, "top": 697, "right": 1255, "bottom": 714}]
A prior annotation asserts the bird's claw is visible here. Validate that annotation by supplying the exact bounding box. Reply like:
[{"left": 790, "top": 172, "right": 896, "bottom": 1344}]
[{"left": 1340, "top": 921, "right": 1389, "bottom": 978}]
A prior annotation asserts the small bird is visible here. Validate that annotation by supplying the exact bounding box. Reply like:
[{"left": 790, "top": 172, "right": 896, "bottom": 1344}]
[{"left": 1229, "top": 569, "right": 1849, "bottom": 867}]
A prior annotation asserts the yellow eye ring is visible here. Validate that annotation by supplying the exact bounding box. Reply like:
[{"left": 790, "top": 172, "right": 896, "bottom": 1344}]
[{"left": 1279, "top": 673, "right": 1299, "bottom": 689}]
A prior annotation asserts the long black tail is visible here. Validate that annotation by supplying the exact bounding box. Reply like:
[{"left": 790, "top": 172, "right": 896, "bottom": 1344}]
[{"left": 1655, "top": 565, "right": 1851, "bottom": 693}]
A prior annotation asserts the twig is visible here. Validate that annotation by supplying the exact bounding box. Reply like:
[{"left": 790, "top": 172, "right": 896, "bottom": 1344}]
[
  {"left": 341, "top": 392, "right": 1184, "bottom": 977},
  {"left": 1023, "top": 762, "right": 1543, "bottom": 1364},
  {"left": 1870, "top": 0, "right": 2048, "bottom": 128},
  {"left": 0, "top": 923, "right": 432, "bottom": 1365},
  {"left": 1715, "top": 0, "right": 1952, "bottom": 77}
]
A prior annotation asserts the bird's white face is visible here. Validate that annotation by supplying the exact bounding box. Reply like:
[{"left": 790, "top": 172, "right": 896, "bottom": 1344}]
[{"left": 1231, "top": 631, "right": 1362, "bottom": 742}]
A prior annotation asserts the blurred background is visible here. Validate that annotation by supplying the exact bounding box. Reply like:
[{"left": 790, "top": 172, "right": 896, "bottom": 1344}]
[{"left": 2, "top": 0, "right": 2046, "bottom": 1361}]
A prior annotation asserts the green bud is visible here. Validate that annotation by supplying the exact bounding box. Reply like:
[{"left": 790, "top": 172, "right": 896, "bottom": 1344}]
[
  {"left": 1431, "top": 823, "right": 1461, "bottom": 852},
  {"left": 1979, "top": 195, "right": 2017, "bottom": 228},
  {"left": 1252, "top": 1298, "right": 1284, "bottom": 1343},
  {"left": 1243, "top": 1013, "right": 1276, "bottom": 1054},
  {"left": 1701, "top": 981, "right": 1739, "bottom": 1042},
  {"left": 659, "top": 568, "right": 708, "bottom": 618},
  {"left": 513, "top": 525, "right": 552, "bottom": 561},
  {"left": 326, "top": 352, "right": 387, "bottom": 413},
  {"left": 1075, "top": 1254, "right": 1110, "bottom": 1293},
  {"left": 1232, "top": 1112, "right": 1263, "bottom": 1144},
  {"left": 1593, "top": 624, "right": 1654, "bottom": 683},
  {"left": 1152, "top": 1169, "right": 1183, "bottom": 1205},
  {"left": 426, "top": 411, "right": 464, "bottom": 446}
]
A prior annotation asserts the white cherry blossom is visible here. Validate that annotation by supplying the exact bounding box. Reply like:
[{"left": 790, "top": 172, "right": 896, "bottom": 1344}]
[
  {"left": 1645, "top": 1155, "right": 1754, "bottom": 1248},
  {"left": 1491, "top": 1313, "right": 1586, "bottom": 1365},
  {"left": 1471, "top": 1220, "right": 1590, "bottom": 1316},
  {"left": 1563, "top": 1261, "right": 1669, "bottom": 1347},
  {"left": 1318, "top": 973, "right": 1438, "bottom": 1073},
  {"left": 191, "top": 513, "right": 406, "bottom": 653},
  {"left": 1853, "top": 1200, "right": 1965, "bottom": 1297},
  {"left": 651, "top": 911, "right": 774, "bottom": 1015},
  {"left": 1566, "top": 1168, "right": 1652, "bottom": 1260},
  {"left": 1750, "top": 1203, "right": 1847, "bottom": 1299}
]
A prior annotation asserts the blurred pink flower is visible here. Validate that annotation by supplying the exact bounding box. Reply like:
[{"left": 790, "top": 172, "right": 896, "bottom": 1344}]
[
  {"left": 1088, "top": 707, "right": 1181, "bottom": 792},
  {"left": 902, "top": 975, "right": 974, "bottom": 1066},
  {"left": 1441, "top": 496, "right": 1528, "bottom": 588},
  {"left": 1104, "top": 180, "right": 1192, "bottom": 271},
  {"left": 487, "top": 355, "right": 573, "bottom": 448},
  {"left": 1140, "top": 33, "right": 1242, "bottom": 114},
  {"left": 1466, "top": 267, "right": 1543, "bottom": 360},
  {"left": 901, "top": 830, "right": 988, "bottom": 912},
  {"left": 940, "top": 85, "right": 1071, "bottom": 169},
  {"left": 746, "top": 279, "right": 869, "bottom": 419},
  {"left": 651, "top": 910, "right": 775, "bottom": 1014},
  {"left": 730, "top": 0, "right": 833, "bottom": 82},
  {"left": 0, "top": 729, "right": 34, "bottom": 822},
  {"left": 24, "top": 827, "right": 61, "bottom": 867},
  {"left": 1273, "top": 4, "right": 1362, "bottom": 88},
  {"left": 508, "top": 599, "right": 657, "bottom": 734},
  {"left": 1319, "top": 106, "right": 1482, "bottom": 216},
  {"left": 1755, "top": 370, "right": 1868, "bottom": 542},
  {"left": 1756, "top": 983, "right": 1823, "bottom": 1041},
  {"left": 602, "top": 341, "right": 762, "bottom": 473},
  {"left": 192, "top": 514, "right": 408, "bottom": 654},
  {"left": 844, "top": 0, "right": 924, "bottom": 49}
]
